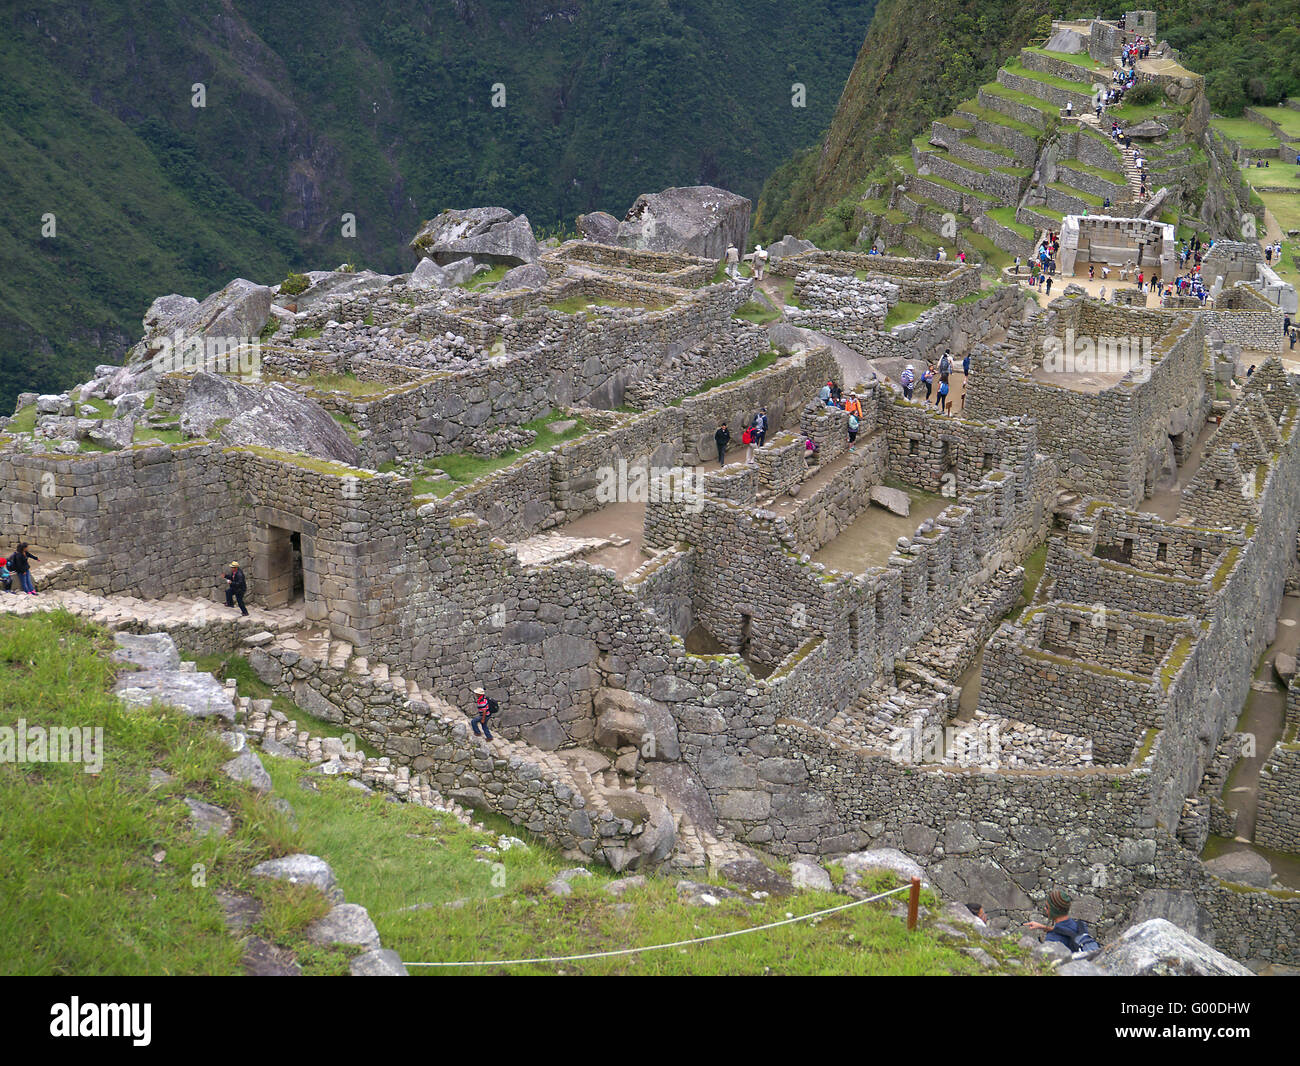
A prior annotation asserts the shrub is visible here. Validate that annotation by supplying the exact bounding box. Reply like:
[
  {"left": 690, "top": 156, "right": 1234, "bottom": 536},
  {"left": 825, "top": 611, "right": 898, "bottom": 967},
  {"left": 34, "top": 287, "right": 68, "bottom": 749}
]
[
  {"left": 279, "top": 272, "right": 310, "bottom": 296},
  {"left": 1124, "top": 82, "right": 1162, "bottom": 107}
]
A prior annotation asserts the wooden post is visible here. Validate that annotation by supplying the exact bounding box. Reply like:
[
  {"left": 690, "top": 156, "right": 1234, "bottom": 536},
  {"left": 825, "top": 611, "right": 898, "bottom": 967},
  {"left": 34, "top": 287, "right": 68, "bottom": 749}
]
[{"left": 907, "top": 877, "right": 921, "bottom": 931}]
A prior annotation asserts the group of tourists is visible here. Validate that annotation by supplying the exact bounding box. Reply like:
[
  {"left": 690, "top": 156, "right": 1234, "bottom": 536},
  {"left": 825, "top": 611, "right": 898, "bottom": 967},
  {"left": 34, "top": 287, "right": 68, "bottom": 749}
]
[
  {"left": 899, "top": 349, "right": 969, "bottom": 414},
  {"left": 0, "top": 543, "right": 39, "bottom": 595}
]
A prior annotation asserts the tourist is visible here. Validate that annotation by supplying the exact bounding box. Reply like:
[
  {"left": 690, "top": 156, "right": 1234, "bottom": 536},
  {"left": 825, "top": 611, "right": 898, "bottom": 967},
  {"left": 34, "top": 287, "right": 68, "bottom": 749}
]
[
  {"left": 847, "top": 411, "right": 860, "bottom": 448},
  {"left": 469, "top": 685, "right": 498, "bottom": 741},
  {"left": 921, "top": 363, "right": 935, "bottom": 402},
  {"left": 819, "top": 381, "right": 832, "bottom": 405},
  {"left": 7, "top": 544, "right": 38, "bottom": 595},
  {"left": 965, "top": 903, "right": 988, "bottom": 925},
  {"left": 1290, "top": 327, "right": 1297, "bottom": 351},
  {"left": 714, "top": 422, "right": 730, "bottom": 467},
  {"left": 724, "top": 244, "right": 740, "bottom": 280},
  {"left": 937, "top": 376, "right": 950, "bottom": 414},
  {"left": 752, "top": 244, "right": 768, "bottom": 281},
  {"left": 901, "top": 363, "right": 916, "bottom": 400},
  {"left": 939, "top": 349, "right": 953, "bottom": 380},
  {"left": 0, "top": 556, "right": 12, "bottom": 593},
  {"left": 1045, "top": 275, "right": 1052, "bottom": 295},
  {"left": 752, "top": 407, "right": 768, "bottom": 447},
  {"left": 829, "top": 379, "right": 843, "bottom": 405},
  {"left": 1024, "top": 890, "right": 1102, "bottom": 957},
  {"left": 223, "top": 560, "right": 247, "bottom": 615},
  {"left": 843, "top": 393, "right": 863, "bottom": 420},
  {"left": 804, "top": 436, "right": 819, "bottom": 462},
  {"left": 1088, "top": 265, "right": 1095, "bottom": 281},
  {"left": 962, "top": 352, "right": 971, "bottom": 377}
]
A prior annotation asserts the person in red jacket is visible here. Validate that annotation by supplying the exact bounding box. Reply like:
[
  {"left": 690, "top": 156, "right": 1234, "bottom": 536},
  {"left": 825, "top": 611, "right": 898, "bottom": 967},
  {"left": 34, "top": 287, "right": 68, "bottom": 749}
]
[{"left": 470, "top": 686, "right": 498, "bottom": 741}]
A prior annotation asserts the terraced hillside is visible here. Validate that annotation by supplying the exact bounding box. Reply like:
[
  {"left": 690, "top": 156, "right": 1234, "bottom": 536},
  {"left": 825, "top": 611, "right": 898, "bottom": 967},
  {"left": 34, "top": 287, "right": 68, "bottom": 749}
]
[
  {"left": 1209, "top": 101, "right": 1300, "bottom": 292},
  {"left": 809, "top": 33, "right": 1230, "bottom": 274}
]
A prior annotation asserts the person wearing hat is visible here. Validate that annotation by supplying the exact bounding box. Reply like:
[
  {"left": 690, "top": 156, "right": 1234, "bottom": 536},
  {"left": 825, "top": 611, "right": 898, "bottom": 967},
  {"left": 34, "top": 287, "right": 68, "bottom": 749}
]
[
  {"left": 1024, "top": 889, "right": 1102, "bottom": 956},
  {"left": 224, "top": 561, "right": 248, "bottom": 616},
  {"left": 900, "top": 364, "right": 915, "bottom": 400},
  {"left": 470, "top": 686, "right": 499, "bottom": 741},
  {"left": 752, "top": 243, "right": 768, "bottom": 281}
]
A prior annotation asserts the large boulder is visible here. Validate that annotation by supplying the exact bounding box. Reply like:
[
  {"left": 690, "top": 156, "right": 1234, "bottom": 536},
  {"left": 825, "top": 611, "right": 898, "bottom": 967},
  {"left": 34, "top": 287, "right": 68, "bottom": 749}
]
[
  {"left": 1203, "top": 849, "right": 1273, "bottom": 889},
  {"left": 410, "top": 207, "right": 540, "bottom": 267},
  {"left": 133, "top": 279, "right": 273, "bottom": 368},
  {"left": 611, "top": 186, "right": 752, "bottom": 260},
  {"left": 767, "top": 234, "right": 817, "bottom": 261},
  {"left": 600, "top": 790, "right": 676, "bottom": 870},
  {"left": 1096, "top": 918, "right": 1253, "bottom": 976},
  {"left": 575, "top": 211, "right": 620, "bottom": 244},
  {"left": 594, "top": 688, "right": 680, "bottom": 761},
  {"left": 497, "top": 263, "right": 550, "bottom": 291},
  {"left": 287, "top": 269, "right": 395, "bottom": 309},
  {"left": 178, "top": 371, "right": 359, "bottom": 465},
  {"left": 1044, "top": 27, "right": 1086, "bottom": 53}
]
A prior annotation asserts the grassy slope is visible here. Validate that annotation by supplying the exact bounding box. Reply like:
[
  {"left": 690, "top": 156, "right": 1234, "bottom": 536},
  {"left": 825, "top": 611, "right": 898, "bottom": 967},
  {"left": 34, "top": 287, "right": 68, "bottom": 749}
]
[{"left": 0, "top": 609, "right": 1049, "bottom": 975}]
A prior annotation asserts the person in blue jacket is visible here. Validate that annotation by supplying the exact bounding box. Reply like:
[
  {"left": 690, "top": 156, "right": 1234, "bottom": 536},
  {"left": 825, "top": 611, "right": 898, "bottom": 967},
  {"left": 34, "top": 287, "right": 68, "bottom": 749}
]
[{"left": 1024, "top": 889, "right": 1102, "bottom": 956}]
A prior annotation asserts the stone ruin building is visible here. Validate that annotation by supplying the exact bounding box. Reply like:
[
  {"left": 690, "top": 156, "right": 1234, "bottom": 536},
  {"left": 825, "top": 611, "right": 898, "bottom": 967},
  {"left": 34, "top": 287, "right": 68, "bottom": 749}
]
[{"left": 2, "top": 195, "right": 1298, "bottom": 969}]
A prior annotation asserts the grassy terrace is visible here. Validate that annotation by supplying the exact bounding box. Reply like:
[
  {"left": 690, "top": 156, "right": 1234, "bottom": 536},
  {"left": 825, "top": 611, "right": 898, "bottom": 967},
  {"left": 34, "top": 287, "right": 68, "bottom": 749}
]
[
  {"left": 956, "top": 101, "right": 1043, "bottom": 140},
  {"left": 978, "top": 82, "right": 1058, "bottom": 120},
  {"left": 1248, "top": 167, "right": 1300, "bottom": 193},
  {"left": 283, "top": 372, "right": 395, "bottom": 398},
  {"left": 1057, "top": 159, "right": 1127, "bottom": 186},
  {"left": 1002, "top": 58, "right": 1094, "bottom": 95},
  {"left": 682, "top": 349, "right": 780, "bottom": 399},
  {"left": 985, "top": 207, "right": 1037, "bottom": 239},
  {"left": 394, "top": 410, "right": 589, "bottom": 497},
  {"left": 961, "top": 231, "right": 1014, "bottom": 274},
  {"left": 1252, "top": 106, "right": 1300, "bottom": 140},
  {"left": 894, "top": 156, "right": 997, "bottom": 202},
  {"left": 1048, "top": 181, "right": 1105, "bottom": 207},
  {"left": 1022, "top": 47, "right": 1107, "bottom": 75},
  {"left": 732, "top": 300, "right": 782, "bottom": 326},
  {"left": 861, "top": 196, "right": 909, "bottom": 225},
  {"left": 962, "top": 136, "right": 1020, "bottom": 160},
  {"left": 883, "top": 301, "right": 932, "bottom": 329},
  {"left": 1211, "top": 117, "right": 1281, "bottom": 152}
]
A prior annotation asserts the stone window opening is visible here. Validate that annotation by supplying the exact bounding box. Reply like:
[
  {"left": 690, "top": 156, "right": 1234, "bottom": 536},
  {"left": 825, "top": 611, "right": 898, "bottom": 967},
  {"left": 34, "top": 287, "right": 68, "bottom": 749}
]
[
  {"left": 1156, "top": 540, "right": 1168, "bottom": 564},
  {"left": 908, "top": 437, "right": 920, "bottom": 456},
  {"left": 1191, "top": 545, "right": 1203, "bottom": 569},
  {"left": 1142, "top": 633, "right": 1155, "bottom": 657},
  {"left": 1106, "top": 628, "right": 1117, "bottom": 649}
]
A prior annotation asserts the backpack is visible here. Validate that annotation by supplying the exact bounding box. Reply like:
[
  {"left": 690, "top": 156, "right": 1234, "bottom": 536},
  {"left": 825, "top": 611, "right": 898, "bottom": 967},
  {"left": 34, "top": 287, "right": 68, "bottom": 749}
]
[{"left": 484, "top": 697, "right": 499, "bottom": 718}]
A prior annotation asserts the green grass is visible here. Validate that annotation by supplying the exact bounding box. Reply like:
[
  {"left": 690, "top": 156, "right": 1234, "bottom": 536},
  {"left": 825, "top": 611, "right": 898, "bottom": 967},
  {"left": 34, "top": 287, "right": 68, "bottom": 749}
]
[
  {"left": 960, "top": 230, "right": 1013, "bottom": 275},
  {"left": 1244, "top": 165, "right": 1300, "bottom": 192},
  {"left": 270, "top": 763, "right": 1036, "bottom": 975},
  {"left": 397, "top": 410, "right": 589, "bottom": 497},
  {"left": 732, "top": 300, "right": 782, "bottom": 326},
  {"left": 1057, "top": 160, "right": 1127, "bottom": 186},
  {"left": 985, "top": 207, "right": 1037, "bottom": 240},
  {"left": 1022, "top": 47, "right": 1105, "bottom": 75},
  {"left": 1252, "top": 106, "right": 1300, "bottom": 140},
  {"left": 1047, "top": 181, "right": 1104, "bottom": 207},
  {"left": 1002, "top": 58, "right": 1094, "bottom": 95},
  {"left": 465, "top": 264, "right": 509, "bottom": 291},
  {"left": 0, "top": 610, "right": 353, "bottom": 975},
  {"left": 293, "top": 373, "right": 394, "bottom": 398},
  {"left": 883, "top": 301, "right": 932, "bottom": 329},
  {"left": 7, "top": 404, "right": 38, "bottom": 433},
  {"left": 1210, "top": 116, "right": 1281, "bottom": 152},
  {"left": 955, "top": 101, "right": 1042, "bottom": 140},
  {"left": 961, "top": 136, "right": 1019, "bottom": 160},
  {"left": 292, "top": 326, "right": 324, "bottom": 340},
  {"left": 1260, "top": 191, "right": 1300, "bottom": 235},
  {"left": 132, "top": 423, "right": 186, "bottom": 446},
  {"left": 978, "top": 82, "right": 1058, "bottom": 120},
  {"left": 682, "top": 349, "right": 780, "bottom": 400},
  {"left": 1007, "top": 543, "right": 1049, "bottom": 622}
]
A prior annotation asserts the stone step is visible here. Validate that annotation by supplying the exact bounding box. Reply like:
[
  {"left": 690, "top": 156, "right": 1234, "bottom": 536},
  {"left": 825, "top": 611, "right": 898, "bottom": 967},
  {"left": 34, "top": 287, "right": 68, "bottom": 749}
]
[{"left": 329, "top": 641, "right": 352, "bottom": 669}]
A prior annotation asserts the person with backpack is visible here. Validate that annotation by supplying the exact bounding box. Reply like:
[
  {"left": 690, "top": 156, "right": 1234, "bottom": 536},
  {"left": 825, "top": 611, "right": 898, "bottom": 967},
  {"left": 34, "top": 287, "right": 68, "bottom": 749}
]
[
  {"left": 1024, "top": 889, "right": 1102, "bottom": 957},
  {"left": 9, "top": 543, "right": 38, "bottom": 595},
  {"left": 752, "top": 408, "right": 768, "bottom": 447},
  {"left": 0, "top": 557, "right": 12, "bottom": 593},
  {"left": 847, "top": 411, "right": 860, "bottom": 448},
  {"left": 900, "top": 364, "right": 916, "bottom": 400},
  {"left": 470, "top": 686, "right": 499, "bottom": 741},
  {"left": 937, "top": 376, "right": 950, "bottom": 414}
]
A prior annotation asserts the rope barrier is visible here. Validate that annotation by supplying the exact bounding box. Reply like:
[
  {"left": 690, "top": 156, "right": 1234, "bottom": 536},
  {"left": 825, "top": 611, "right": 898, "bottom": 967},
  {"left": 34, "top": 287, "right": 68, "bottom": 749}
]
[{"left": 402, "top": 882, "right": 913, "bottom": 968}]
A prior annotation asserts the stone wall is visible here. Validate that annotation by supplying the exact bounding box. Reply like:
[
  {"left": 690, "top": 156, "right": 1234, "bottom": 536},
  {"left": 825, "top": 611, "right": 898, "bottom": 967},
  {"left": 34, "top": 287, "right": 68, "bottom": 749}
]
[{"left": 1254, "top": 741, "right": 1300, "bottom": 853}]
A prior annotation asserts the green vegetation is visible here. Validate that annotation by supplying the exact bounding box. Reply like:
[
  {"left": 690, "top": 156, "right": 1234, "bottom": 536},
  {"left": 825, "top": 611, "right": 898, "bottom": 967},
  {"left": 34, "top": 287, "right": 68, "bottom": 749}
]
[
  {"left": 1209, "top": 117, "right": 1280, "bottom": 152},
  {"left": 279, "top": 272, "right": 310, "bottom": 297},
  {"left": 292, "top": 326, "right": 324, "bottom": 341},
  {"left": 132, "top": 423, "right": 186, "bottom": 446},
  {"left": 985, "top": 207, "right": 1037, "bottom": 240},
  {"left": 293, "top": 373, "right": 395, "bottom": 398},
  {"left": 7, "top": 404, "right": 37, "bottom": 434},
  {"left": 0, "top": 611, "right": 356, "bottom": 975},
  {"left": 683, "top": 349, "right": 780, "bottom": 399},
  {"left": 1008, "top": 542, "right": 1049, "bottom": 622},
  {"left": 883, "top": 301, "right": 932, "bottom": 329},
  {"left": 1001, "top": 58, "right": 1093, "bottom": 94},
  {"left": 396, "top": 410, "right": 589, "bottom": 497},
  {"left": 732, "top": 301, "right": 782, "bottom": 326},
  {"left": 2, "top": 2, "right": 877, "bottom": 409}
]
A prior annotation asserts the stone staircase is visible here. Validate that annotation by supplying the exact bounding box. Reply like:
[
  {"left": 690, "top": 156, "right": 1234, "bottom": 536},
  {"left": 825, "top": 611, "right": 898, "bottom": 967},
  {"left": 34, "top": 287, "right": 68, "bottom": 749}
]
[
  {"left": 1121, "top": 143, "right": 1146, "bottom": 204},
  {"left": 266, "top": 624, "right": 749, "bottom": 872}
]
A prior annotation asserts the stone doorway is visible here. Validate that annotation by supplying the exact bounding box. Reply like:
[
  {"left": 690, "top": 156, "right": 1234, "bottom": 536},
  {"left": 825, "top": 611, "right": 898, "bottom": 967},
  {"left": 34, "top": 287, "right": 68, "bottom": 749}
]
[{"left": 250, "top": 508, "right": 321, "bottom": 620}]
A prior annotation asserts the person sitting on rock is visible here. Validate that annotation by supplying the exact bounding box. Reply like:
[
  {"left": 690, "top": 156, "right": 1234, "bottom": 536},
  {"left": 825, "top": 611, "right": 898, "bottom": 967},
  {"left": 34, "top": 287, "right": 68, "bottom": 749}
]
[{"left": 1024, "top": 889, "right": 1102, "bottom": 958}]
